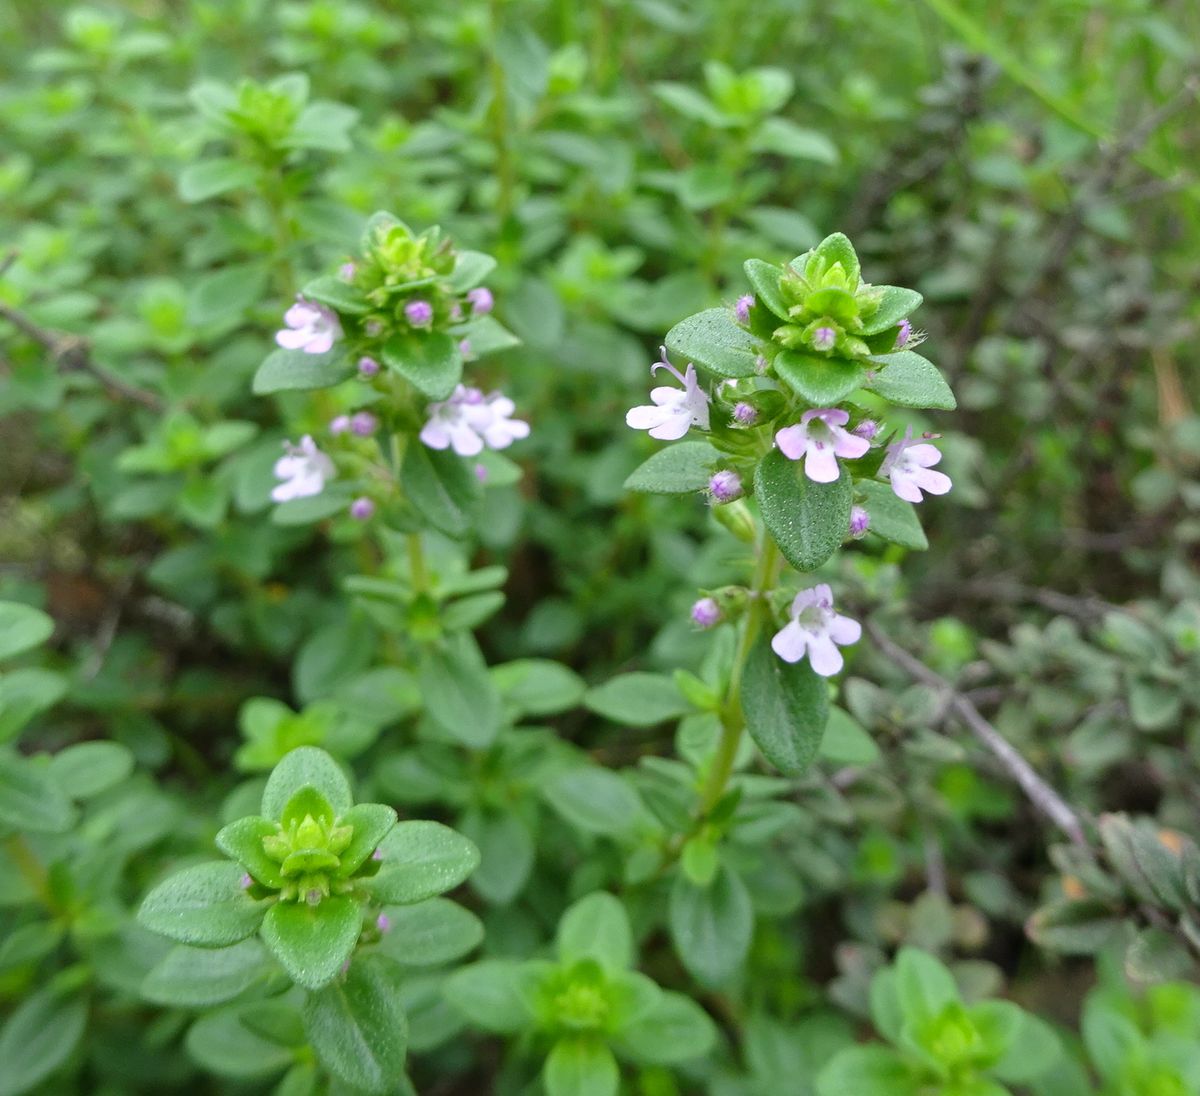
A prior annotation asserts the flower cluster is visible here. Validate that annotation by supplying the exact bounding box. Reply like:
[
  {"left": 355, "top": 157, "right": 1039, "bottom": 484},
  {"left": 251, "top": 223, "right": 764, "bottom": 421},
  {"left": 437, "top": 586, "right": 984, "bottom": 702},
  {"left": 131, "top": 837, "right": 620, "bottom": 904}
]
[
  {"left": 264, "top": 213, "right": 529, "bottom": 523},
  {"left": 624, "top": 233, "right": 957, "bottom": 677},
  {"left": 420, "top": 385, "right": 530, "bottom": 457}
]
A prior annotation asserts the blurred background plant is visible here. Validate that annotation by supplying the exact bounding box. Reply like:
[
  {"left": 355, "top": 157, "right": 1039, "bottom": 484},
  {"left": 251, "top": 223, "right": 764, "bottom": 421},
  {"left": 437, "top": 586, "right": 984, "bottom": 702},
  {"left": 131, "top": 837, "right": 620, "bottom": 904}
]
[{"left": 1, "top": 0, "right": 1198, "bottom": 1093}]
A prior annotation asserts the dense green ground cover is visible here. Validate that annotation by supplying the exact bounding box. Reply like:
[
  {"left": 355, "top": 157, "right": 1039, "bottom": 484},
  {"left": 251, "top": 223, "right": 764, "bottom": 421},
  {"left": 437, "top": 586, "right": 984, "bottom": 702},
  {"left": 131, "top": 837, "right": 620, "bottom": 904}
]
[{"left": 1, "top": 1, "right": 1199, "bottom": 1093}]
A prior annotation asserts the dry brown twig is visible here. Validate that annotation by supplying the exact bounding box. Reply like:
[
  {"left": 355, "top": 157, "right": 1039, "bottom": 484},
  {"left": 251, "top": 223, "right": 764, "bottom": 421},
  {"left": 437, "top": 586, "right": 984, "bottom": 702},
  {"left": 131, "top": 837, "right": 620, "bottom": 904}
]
[
  {"left": 0, "top": 251, "right": 163, "bottom": 411},
  {"left": 866, "top": 619, "right": 1092, "bottom": 851}
]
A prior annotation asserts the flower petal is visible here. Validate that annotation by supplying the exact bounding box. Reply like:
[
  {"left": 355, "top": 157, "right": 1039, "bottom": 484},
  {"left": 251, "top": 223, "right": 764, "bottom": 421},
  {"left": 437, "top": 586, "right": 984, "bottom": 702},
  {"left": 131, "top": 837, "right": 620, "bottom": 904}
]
[
  {"left": 914, "top": 468, "right": 952, "bottom": 496},
  {"left": 804, "top": 444, "right": 840, "bottom": 483},
  {"left": 771, "top": 621, "right": 809, "bottom": 663},
  {"left": 828, "top": 614, "right": 862, "bottom": 646},
  {"left": 775, "top": 425, "right": 808, "bottom": 461},
  {"left": 807, "top": 634, "right": 845, "bottom": 677}
]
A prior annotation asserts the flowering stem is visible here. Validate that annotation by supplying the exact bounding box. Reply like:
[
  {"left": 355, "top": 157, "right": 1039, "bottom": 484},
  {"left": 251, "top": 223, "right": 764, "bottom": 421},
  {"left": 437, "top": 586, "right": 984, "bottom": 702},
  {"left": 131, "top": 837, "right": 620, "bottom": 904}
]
[{"left": 699, "top": 536, "right": 779, "bottom": 815}]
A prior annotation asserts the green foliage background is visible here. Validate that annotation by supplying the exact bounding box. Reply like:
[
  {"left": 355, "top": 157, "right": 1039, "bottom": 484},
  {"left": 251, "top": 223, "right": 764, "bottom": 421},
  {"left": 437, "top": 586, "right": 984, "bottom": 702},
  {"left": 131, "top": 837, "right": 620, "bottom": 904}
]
[{"left": 1, "top": 0, "right": 1199, "bottom": 1093}]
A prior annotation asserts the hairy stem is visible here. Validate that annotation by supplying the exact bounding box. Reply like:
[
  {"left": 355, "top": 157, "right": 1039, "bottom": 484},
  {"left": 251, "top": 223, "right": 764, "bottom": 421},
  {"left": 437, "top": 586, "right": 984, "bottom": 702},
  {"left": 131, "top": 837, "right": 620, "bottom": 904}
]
[{"left": 699, "top": 536, "right": 779, "bottom": 815}]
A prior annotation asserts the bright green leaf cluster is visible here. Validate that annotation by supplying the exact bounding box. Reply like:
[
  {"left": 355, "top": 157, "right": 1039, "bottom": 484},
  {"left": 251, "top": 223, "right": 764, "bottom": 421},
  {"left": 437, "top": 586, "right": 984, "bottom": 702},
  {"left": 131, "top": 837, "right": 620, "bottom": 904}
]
[
  {"left": 816, "top": 949, "right": 1062, "bottom": 1095},
  {"left": 445, "top": 892, "right": 717, "bottom": 1096}
]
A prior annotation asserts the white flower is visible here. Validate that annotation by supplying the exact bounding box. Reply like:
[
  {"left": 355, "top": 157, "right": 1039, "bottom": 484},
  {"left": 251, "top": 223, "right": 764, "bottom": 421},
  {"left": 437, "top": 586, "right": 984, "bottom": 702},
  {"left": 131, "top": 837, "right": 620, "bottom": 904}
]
[
  {"left": 770, "top": 584, "right": 861, "bottom": 676},
  {"left": 625, "top": 347, "right": 710, "bottom": 441},
  {"left": 275, "top": 298, "right": 340, "bottom": 354},
  {"left": 420, "top": 385, "right": 529, "bottom": 457},
  {"left": 271, "top": 436, "right": 335, "bottom": 502},
  {"left": 881, "top": 428, "right": 951, "bottom": 503},
  {"left": 775, "top": 408, "right": 870, "bottom": 483}
]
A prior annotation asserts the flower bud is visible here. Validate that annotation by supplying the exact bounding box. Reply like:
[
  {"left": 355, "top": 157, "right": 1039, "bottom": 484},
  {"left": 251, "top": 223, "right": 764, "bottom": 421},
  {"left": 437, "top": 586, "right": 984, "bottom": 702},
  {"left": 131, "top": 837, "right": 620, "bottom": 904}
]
[
  {"left": 895, "top": 319, "right": 911, "bottom": 348},
  {"left": 358, "top": 355, "right": 380, "bottom": 377},
  {"left": 709, "top": 470, "right": 743, "bottom": 504},
  {"left": 811, "top": 325, "right": 836, "bottom": 352},
  {"left": 734, "top": 294, "right": 754, "bottom": 324},
  {"left": 405, "top": 299, "right": 433, "bottom": 327},
  {"left": 329, "top": 414, "right": 351, "bottom": 436},
  {"left": 350, "top": 411, "right": 378, "bottom": 437},
  {"left": 339, "top": 261, "right": 356, "bottom": 280},
  {"left": 376, "top": 912, "right": 391, "bottom": 933},
  {"left": 733, "top": 401, "right": 758, "bottom": 425},
  {"left": 691, "top": 597, "right": 721, "bottom": 629},
  {"left": 467, "top": 287, "right": 494, "bottom": 315},
  {"left": 852, "top": 419, "right": 879, "bottom": 440},
  {"left": 350, "top": 497, "right": 375, "bottom": 521},
  {"left": 849, "top": 505, "right": 870, "bottom": 539}
]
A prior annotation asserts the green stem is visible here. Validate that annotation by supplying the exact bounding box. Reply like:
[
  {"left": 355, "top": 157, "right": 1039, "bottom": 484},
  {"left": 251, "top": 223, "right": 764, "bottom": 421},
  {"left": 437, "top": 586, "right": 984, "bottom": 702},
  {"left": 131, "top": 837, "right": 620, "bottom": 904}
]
[
  {"left": 699, "top": 536, "right": 779, "bottom": 815},
  {"left": 407, "top": 533, "right": 429, "bottom": 594},
  {"left": 3, "top": 834, "right": 55, "bottom": 912}
]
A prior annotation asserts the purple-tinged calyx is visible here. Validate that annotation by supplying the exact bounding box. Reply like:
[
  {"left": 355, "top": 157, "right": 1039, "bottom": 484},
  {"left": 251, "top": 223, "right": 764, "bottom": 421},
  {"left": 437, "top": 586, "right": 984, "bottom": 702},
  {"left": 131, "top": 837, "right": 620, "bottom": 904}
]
[
  {"left": 733, "top": 401, "right": 757, "bottom": 425},
  {"left": 691, "top": 597, "right": 721, "bottom": 629},
  {"left": 734, "top": 294, "right": 754, "bottom": 324},
  {"left": 709, "top": 470, "right": 743, "bottom": 504},
  {"left": 467, "top": 287, "right": 494, "bottom": 315},
  {"left": 811, "top": 325, "right": 837, "bottom": 352},
  {"left": 405, "top": 299, "right": 433, "bottom": 328},
  {"left": 852, "top": 419, "right": 879, "bottom": 440},
  {"left": 849, "top": 505, "right": 870, "bottom": 539}
]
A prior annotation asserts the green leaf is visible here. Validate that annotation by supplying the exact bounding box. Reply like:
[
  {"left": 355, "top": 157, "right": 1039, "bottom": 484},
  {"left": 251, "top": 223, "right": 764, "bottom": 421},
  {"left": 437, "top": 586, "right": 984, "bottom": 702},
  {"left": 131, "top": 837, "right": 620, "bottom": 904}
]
[
  {"left": 856, "top": 479, "right": 928, "bottom": 550},
  {"left": 584, "top": 672, "right": 691, "bottom": 726},
  {"left": 301, "top": 275, "right": 370, "bottom": 315},
  {"left": 741, "top": 635, "right": 829, "bottom": 776},
  {"left": 304, "top": 954, "right": 409, "bottom": 1095},
  {"left": 0, "top": 602, "right": 53, "bottom": 660},
  {"left": 47, "top": 741, "right": 134, "bottom": 799},
  {"left": 816, "top": 1046, "right": 919, "bottom": 1096},
  {"left": 261, "top": 747, "right": 353, "bottom": 821},
  {"left": 138, "top": 861, "right": 267, "bottom": 946},
  {"left": 867, "top": 351, "right": 956, "bottom": 410},
  {"left": 613, "top": 991, "right": 718, "bottom": 1065},
  {"left": 0, "top": 985, "right": 87, "bottom": 1096},
  {"left": 542, "top": 768, "right": 645, "bottom": 838},
  {"left": 400, "top": 443, "right": 481, "bottom": 538},
  {"left": 1026, "top": 899, "right": 1124, "bottom": 955},
  {"left": 987, "top": 1007, "right": 1063, "bottom": 1083},
  {"left": 1124, "top": 926, "right": 1195, "bottom": 984},
  {"left": 819, "top": 707, "right": 880, "bottom": 765},
  {"left": 544, "top": 1036, "right": 619, "bottom": 1096},
  {"left": 443, "top": 960, "right": 540, "bottom": 1034},
  {"left": 252, "top": 347, "right": 352, "bottom": 394},
  {"left": 774, "top": 350, "right": 867, "bottom": 406},
  {"left": 751, "top": 118, "right": 838, "bottom": 164},
  {"left": 216, "top": 816, "right": 285, "bottom": 888},
  {"left": 460, "top": 806, "right": 535, "bottom": 905},
  {"left": 491, "top": 659, "right": 586, "bottom": 719},
  {"left": 382, "top": 332, "right": 463, "bottom": 400},
  {"left": 808, "top": 232, "right": 860, "bottom": 285},
  {"left": 336, "top": 803, "right": 398, "bottom": 876},
  {"left": 891, "top": 947, "right": 959, "bottom": 1025},
  {"left": 141, "top": 939, "right": 268, "bottom": 1007},
  {"left": 418, "top": 634, "right": 502, "bottom": 748},
  {"left": 367, "top": 821, "right": 480, "bottom": 905},
  {"left": 754, "top": 449, "right": 852, "bottom": 572},
  {"left": 0, "top": 754, "right": 77, "bottom": 832},
  {"left": 742, "top": 259, "right": 791, "bottom": 319},
  {"left": 669, "top": 865, "right": 753, "bottom": 986},
  {"left": 0, "top": 921, "right": 64, "bottom": 974},
  {"left": 376, "top": 899, "right": 483, "bottom": 967},
  {"left": 623, "top": 441, "right": 720, "bottom": 494},
  {"left": 178, "top": 157, "right": 258, "bottom": 202},
  {"left": 456, "top": 314, "right": 520, "bottom": 356},
  {"left": 448, "top": 250, "right": 497, "bottom": 292},
  {"left": 557, "top": 892, "right": 633, "bottom": 971},
  {"left": 185, "top": 1003, "right": 296, "bottom": 1079},
  {"left": 665, "top": 307, "right": 762, "bottom": 379},
  {"left": 0, "top": 669, "right": 67, "bottom": 744},
  {"left": 261, "top": 896, "right": 362, "bottom": 990},
  {"left": 861, "top": 286, "right": 923, "bottom": 335}
]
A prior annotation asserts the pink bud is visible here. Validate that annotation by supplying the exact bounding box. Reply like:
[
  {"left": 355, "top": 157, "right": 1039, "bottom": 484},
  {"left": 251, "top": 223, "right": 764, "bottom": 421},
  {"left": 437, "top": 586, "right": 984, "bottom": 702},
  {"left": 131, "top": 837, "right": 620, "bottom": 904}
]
[
  {"left": 329, "top": 415, "right": 351, "bottom": 436},
  {"left": 350, "top": 411, "right": 378, "bottom": 437},
  {"left": 734, "top": 294, "right": 754, "bottom": 324},
  {"left": 467, "top": 287, "right": 494, "bottom": 315},
  {"left": 709, "top": 470, "right": 743, "bottom": 503},
  {"left": 350, "top": 497, "right": 375, "bottom": 521},
  {"left": 376, "top": 913, "right": 391, "bottom": 933},
  {"left": 405, "top": 299, "right": 433, "bottom": 327},
  {"left": 358, "top": 356, "right": 380, "bottom": 377},
  {"left": 691, "top": 597, "right": 721, "bottom": 629}
]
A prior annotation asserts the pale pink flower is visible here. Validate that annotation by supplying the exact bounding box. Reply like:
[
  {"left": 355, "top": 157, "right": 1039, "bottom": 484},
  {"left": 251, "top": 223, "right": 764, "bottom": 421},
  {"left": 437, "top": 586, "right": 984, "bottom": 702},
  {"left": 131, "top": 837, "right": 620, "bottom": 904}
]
[
  {"left": 775, "top": 408, "right": 870, "bottom": 483},
  {"left": 275, "top": 298, "right": 340, "bottom": 354},
  {"left": 771, "top": 584, "right": 861, "bottom": 676},
  {"left": 420, "top": 386, "right": 529, "bottom": 457},
  {"left": 625, "top": 347, "right": 710, "bottom": 441},
  {"left": 271, "top": 436, "right": 335, "bottom": 503},
  {"left": 881, "top": 428, "right": 951, "bottom": 503}
]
